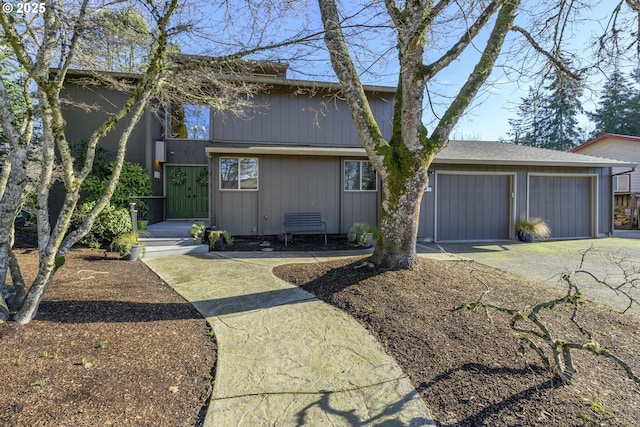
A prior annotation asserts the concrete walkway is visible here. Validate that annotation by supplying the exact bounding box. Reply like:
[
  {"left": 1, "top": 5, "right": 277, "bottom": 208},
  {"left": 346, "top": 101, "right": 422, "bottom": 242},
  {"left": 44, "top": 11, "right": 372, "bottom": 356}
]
[{"left": 144, "top": 251, "right": 434, "bottom": 426}]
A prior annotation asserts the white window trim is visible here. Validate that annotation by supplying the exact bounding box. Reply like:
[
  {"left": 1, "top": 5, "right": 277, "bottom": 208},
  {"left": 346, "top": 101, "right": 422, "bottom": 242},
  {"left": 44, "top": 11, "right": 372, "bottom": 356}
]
[
  {"left": 614, "top": 174, "right": 631, "bottom": 193},
  {"left": 344, "top": 160, "right": 377, "bottom": 192},
  {"left": 219, "top": 157, "right": 259, "bottom": 191}
]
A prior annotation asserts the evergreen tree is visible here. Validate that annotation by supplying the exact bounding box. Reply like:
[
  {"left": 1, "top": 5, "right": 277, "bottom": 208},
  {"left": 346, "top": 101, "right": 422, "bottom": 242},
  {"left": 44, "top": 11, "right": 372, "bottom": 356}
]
[
  {"left": 629, "top": 68, "right": 640, "bottom": 135},
  {"left": 537, "top": 67, "right": 584, "bottom": 151},
  {"left": 508, "top": 65, "right": 584, "bottom": 151},
  {"left": 73, "top": 7, "right": 152, "bottom": 73},
  {"left": 588, "top": 68, "right": 638, "bottom": 136},
  {"left": 508, "top": 87, "right": 543, "bottom": 146}
]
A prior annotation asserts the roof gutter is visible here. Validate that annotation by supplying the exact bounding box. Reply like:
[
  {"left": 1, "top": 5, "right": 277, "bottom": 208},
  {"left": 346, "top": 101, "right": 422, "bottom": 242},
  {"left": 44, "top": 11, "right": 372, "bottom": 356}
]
[{"left": 612, "top": 166, "right": 637, "bottom": 176}]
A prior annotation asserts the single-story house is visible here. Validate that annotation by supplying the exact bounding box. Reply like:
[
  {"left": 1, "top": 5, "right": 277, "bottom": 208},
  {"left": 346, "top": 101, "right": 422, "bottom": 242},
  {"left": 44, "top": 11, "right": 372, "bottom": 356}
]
[
  {"left": 571, "top": 133, "right": 640, "bottom": 229},
  {"left": 61, "top": 66, "right": 635, "bottom": 242}
]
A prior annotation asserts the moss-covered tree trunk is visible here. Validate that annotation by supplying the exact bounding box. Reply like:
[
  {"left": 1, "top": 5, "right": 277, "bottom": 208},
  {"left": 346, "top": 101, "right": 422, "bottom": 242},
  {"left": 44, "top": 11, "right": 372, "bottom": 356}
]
[{"left": 318, "top": 0, "right": 518, "bottom": 270}]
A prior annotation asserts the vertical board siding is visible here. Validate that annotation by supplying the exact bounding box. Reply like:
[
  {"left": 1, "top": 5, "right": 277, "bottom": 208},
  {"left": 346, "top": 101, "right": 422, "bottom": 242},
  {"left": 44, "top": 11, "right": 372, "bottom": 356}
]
[
  {"left": 218, "top": 191, "right": 259, "bottom": 235},
  {"left": 261, "top": 156, "right": 341, "bottom": 235},
  {"left": 437, "top": 174, "right": 510, "bottom": 241},
  {"left": 212, "top": 91, "right": 392, "bottom": 146},
  {"left": 342, "top": 192, "right": 379, "bottom": 233},
  {"left": 165, "top": 140, "right": 209, "bottom": 164},
  {"left": 62, "top": 84, "right": 150, "bottom": 166},
  {"left": 529, "top": 176, "right": 592, "bottom": 238}
]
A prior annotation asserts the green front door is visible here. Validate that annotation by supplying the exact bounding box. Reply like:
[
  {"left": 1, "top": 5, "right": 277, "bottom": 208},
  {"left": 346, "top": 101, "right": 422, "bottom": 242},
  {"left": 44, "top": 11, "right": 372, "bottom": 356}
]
[{"left": 166, "top": 166, "right": 209, "bottom": 219}]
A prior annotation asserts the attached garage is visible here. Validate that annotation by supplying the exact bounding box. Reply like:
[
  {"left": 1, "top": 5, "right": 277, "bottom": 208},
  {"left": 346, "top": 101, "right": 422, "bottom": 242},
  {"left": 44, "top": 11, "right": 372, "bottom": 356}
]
[
  {"left": 418, "top": 141, "right": 635, "bottom": 242},
  {"left": 528, "top": 174, "right": 594, "bottom": 238},
  {"left": 436, "top": 173, "right": 513, "bottom": 241}
]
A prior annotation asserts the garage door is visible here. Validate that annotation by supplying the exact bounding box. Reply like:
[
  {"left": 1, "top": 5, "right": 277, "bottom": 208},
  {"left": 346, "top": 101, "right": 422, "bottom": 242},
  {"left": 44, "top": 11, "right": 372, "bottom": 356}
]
[
  {"left": 437, "top": 174, "right": 511, "bottom": 241},
  {"left": 529, "top": 175, "right": 592, "bottom": 238}
]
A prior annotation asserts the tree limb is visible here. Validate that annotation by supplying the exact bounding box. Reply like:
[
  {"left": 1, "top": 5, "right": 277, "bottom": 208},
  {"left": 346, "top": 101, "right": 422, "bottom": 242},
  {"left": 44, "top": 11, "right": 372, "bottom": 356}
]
[{"left": 511, "top": 25, "right": 581, "bottom": 81}]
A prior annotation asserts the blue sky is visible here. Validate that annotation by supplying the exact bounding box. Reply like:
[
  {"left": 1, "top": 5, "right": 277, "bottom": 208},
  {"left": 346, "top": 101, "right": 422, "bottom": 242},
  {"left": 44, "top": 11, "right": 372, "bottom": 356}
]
[
  {"left": 440, "top": 2, "right": 637, "bottom": 141},
  {"left": 183, "top": 1, "right": 636, "bottom": 142}
]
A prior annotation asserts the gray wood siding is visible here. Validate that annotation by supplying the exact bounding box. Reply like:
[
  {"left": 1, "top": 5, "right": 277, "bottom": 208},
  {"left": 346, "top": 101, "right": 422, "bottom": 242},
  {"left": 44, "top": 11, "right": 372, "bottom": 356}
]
[
  {"left": 218, "top": 191, "right": 259, "bottom": 235},
  {"left": 419, "top": 164, "right": 613, "bottom": 240},
  {"left": 165, "top": 140, "right": 209, "bottom": 164},
  {"left": 436, "top": 174, "right": 511, "bottom": 241},
  {"left": 212, "top": 91, "right": 393, "bottom": 146},
  {"left": 61, "top": 82, "right": 166, "bottom": 197},
  {"left": 61, "top": 83, "right": 160, "bottom": 166},
  {"left": 529, "top": 175, "right": 593, "bottom": 238},
  {"left": 418, "top": 188, "right": 435, "bottom": 240},
  {"left": 211, "top": 155, "right": 259, "bottom": 234},
  {"left": 342, "top": 192, "right": 379, "bottom": 233},
  {"left": 260, "top": 156, "right": 341, "bottom": 235}
]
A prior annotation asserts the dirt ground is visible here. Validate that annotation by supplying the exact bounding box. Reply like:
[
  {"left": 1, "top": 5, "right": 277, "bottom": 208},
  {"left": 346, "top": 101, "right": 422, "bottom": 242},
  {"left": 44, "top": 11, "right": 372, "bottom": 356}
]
[
  {"left": 273, "top": 256, "right": 640, "bottom": 427},
  {"left": 0, "top": 248, "right": 216, "bottom": 427},
  {"left": 219, "top": 234, "right": 369, "bottom": 252},
  {"left": 4, "top": 235, "right": 640, "bottom": 426}
]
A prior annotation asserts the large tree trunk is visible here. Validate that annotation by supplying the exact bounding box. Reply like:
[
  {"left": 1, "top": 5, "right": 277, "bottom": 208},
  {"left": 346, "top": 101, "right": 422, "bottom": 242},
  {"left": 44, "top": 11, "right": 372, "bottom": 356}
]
[
  {"left": 318, "top": 0, "right": 519, "bottom": 270},
  {"left": 371, "top": 168, "right": 428, "bottom": 269}
]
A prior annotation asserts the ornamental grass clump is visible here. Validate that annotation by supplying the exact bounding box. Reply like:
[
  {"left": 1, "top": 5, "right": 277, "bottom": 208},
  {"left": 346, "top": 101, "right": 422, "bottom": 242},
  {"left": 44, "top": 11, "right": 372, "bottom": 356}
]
[{"left": 516, "top": 216, "right": 551, "bottom": 241}]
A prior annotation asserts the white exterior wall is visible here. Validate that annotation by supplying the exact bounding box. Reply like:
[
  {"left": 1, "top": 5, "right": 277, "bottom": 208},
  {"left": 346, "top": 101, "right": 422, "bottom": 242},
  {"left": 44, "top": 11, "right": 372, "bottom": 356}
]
[{"left": 574, "top": 137, "right": 640, "bottom": 193}]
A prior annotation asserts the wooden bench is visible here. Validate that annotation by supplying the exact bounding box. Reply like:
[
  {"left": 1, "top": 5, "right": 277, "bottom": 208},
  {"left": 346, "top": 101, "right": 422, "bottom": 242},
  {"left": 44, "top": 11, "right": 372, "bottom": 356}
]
[{"left": 283, "top": 212, "right": 327, "bottom": 246}]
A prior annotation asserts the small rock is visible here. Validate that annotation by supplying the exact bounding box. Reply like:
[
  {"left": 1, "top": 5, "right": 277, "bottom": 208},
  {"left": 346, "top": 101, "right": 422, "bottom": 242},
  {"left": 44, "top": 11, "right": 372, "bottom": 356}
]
[
  {"left": 354, "top": 261, "right": 375, "bottom": 269},
  {"left": 262, "top": 247, "right": 274, "bottom": 252}
]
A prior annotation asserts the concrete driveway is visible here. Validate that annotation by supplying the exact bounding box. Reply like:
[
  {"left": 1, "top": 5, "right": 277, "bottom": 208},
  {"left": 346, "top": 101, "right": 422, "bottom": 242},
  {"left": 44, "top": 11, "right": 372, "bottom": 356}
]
[{"left": 419, "top": 238, "right": 640, "bottom": 315}]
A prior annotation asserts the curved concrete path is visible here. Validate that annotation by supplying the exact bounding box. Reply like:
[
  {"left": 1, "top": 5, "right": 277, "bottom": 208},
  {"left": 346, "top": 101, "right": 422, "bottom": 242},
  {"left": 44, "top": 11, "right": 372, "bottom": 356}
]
[{"left": 144, "top": 251, "right": 434, "bottom": 426}]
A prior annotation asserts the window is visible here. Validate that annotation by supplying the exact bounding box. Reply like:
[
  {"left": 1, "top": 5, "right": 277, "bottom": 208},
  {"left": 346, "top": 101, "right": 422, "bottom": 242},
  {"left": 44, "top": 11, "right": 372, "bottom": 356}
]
[
  {"left": 170, "top": 104, "right": 210, "bottom": 139},
  {"left": 614, "top": 174, "right": 631, "bottom": 193},
  {"left": 344, "top": 160, "right": 377, "bottom": 191},
  {"left": 220, "top": 157, "right": 258, "bottom": 190}
]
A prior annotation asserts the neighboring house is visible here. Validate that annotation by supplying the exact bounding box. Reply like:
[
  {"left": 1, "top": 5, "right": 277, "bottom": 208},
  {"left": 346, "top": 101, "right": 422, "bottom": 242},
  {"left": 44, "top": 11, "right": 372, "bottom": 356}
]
[
  {"left": 572, "top": 134, "right": 640, "bottom": 229},
  {"left": 62, "top": 67, "right": 634, "bottom": 242}
]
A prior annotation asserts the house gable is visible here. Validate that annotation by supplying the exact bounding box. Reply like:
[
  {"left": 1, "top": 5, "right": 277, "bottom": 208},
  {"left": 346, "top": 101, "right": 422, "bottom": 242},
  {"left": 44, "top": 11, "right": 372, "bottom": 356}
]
[{"left": 572, "top": 134, "right": 640, "bottom": 193}]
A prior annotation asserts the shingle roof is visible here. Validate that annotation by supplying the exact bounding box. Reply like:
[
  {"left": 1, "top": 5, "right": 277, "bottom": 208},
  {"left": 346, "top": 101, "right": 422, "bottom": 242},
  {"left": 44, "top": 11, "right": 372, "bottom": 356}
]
[{"left": 435, "top": 140, "right": 636, "bottom": 168}]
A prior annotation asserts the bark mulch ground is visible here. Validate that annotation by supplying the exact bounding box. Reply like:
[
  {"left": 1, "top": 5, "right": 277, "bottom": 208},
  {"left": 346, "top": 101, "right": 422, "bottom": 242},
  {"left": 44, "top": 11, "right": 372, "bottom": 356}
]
[
  {"left": 0, "top": 248, "right": 216, "bottom": 427},
  {"left": 273, "top": 256, "right": 640, "bottom": 427},
  {"left": 4, "top": 237, "right": 640, "bottom": 426}
]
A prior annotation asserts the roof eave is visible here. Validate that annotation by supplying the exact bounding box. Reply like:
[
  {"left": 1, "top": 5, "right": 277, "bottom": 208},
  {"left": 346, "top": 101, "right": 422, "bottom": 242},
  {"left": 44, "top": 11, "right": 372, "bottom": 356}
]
[
  {"left": 433, "top": 159, "right": 636, "bottom": 168},
  {"left": 205, "top": 145, "right": 368, "bottom": 157}
]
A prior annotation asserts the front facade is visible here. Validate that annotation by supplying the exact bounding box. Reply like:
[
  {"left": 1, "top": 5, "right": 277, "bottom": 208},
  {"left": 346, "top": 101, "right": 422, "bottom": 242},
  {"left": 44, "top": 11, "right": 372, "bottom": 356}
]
[
  {"left": 205, "top": 81, "right": 393, "bottom": 236},
  {"left": 62, "top": 69, "right": 633, "bottom": 242}
]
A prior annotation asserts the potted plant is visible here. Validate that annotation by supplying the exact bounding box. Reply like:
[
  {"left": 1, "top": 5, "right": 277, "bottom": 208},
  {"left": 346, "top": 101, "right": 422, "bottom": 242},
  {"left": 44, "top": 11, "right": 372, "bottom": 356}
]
[
  {"left": 348, "top": 223, "right": 377, "bottom": 247},
  {"left": 191, "top": 221, "right": 205, "bottom": 243},
  {"left": 111, "top": 230, "right": 151, "bottom": 261},
  {"left": 516, "top": 216, "right": 551, "bottom": 242},
  {"left": 207, "top": 229, "right": 234, "bottom": 251}
]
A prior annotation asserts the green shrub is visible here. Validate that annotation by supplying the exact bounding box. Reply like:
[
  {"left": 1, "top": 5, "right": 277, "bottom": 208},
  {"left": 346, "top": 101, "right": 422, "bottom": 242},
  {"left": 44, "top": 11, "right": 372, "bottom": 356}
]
[
  {"left": 83, "top": 161, "right": 152, "bottom": 217},
  {"left": 73, "top": 201, "right": 132, "bottom": 248}
]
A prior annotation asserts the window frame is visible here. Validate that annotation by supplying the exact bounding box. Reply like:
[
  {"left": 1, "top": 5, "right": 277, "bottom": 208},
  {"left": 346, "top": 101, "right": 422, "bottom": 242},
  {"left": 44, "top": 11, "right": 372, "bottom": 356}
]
[
  {"left": 344, "top": 160, "right": 377, "bottom": 192},
  {"left": 219, "top": 157, "right": 259, "bottom": 191},
  {"left": 167, "top": 104, "right": 211, "bottom": 140},
  {"left": 614, "top": 174, "right": 631, "bottom": 193}
]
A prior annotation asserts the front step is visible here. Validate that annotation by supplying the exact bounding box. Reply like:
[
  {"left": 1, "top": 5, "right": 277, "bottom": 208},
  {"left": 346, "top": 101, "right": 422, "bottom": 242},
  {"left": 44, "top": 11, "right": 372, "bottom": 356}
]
[{"left": 140, "top": 237, "right": 209, "bottom": 259}]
